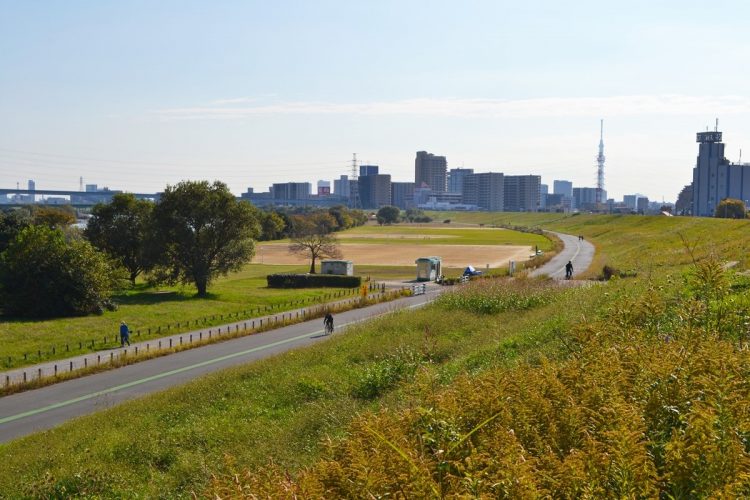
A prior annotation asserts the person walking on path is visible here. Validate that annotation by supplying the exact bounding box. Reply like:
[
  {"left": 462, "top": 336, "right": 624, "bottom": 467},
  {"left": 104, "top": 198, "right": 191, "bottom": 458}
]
[
  {"left": 120, "top": 321, "right": 131, "bottom": 347},
  {"left": 565, "top": 260, "right": 574, "bottom": 279},
  {"left": 323, "top": 313, "right": 334, "bottom": 335}
]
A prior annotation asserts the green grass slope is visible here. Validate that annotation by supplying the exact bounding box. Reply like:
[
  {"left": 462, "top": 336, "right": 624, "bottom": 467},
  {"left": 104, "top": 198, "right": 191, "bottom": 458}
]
[{"left": 1, "top": 214, "right": 749, "bottom": 497}]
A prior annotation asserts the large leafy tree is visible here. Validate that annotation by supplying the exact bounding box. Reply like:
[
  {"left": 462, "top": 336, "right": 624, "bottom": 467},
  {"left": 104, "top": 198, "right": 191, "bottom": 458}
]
[
  {"left": 258, "top": 210, "right": 287, "bottom": 241},
  {"left": 0, "top": 208, "right": 31, "bottom": 252},
  {"left": 714, "top": 198, "right": 747, "bottom": 219},
  {"left": 85, "top": 193, "right": 155, "bottom": 285},
  {"left": 288, "top": 214, "right": 342, "bottom": 274},
  {"left": 376, "top": 205, "right": 400, "bottom": 225},
  {"left": 0, "top": 226, "right": 119, "bottom": 317},
  {"left": 152, "top": 180, "right": 260, "bottom": 296},
  {"left": 31, "top": 206, "right": 76, "bottom": 228}
]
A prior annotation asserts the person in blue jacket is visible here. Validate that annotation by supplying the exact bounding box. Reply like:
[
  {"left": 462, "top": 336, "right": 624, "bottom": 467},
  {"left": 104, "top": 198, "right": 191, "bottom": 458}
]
[{"left": 120, "top": 321, "right": 131, "bottom": 347}]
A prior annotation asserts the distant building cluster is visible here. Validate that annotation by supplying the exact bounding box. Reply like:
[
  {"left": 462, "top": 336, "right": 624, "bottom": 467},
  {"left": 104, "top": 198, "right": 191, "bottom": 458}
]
[{"left": 241, "top": 148, "right": 661, "bottom": 214}]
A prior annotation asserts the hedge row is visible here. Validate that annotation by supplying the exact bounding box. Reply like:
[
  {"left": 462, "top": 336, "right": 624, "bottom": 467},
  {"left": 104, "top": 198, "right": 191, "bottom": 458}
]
[{"left": 267, "top": 274, "right": 362, "bottom": 288}]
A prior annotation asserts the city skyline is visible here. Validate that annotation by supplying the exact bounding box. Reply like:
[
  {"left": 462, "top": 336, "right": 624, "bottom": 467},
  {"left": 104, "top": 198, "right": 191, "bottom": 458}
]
[{"left": 3, "top": 1, "right": 750, "bottom": 201}]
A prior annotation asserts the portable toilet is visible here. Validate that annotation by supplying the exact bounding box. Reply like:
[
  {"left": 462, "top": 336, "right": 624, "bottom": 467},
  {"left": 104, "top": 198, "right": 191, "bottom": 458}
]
[
  {"left": 415, "top": 256, "right": 442, "bottom": 281},
  {"left": 321, "top": 259, "right": 354, "bottom": 276}
]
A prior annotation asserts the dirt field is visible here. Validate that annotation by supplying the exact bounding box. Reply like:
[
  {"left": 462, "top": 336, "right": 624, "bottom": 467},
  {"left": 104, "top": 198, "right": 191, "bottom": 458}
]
[{"left": 256, "top": 243, "right": 533, "bottom": 268}]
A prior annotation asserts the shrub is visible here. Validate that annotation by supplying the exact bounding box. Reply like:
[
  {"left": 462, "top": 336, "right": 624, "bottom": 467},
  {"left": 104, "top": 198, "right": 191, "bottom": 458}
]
[
  {"left": 0, "top": 226, "right": 121, "bottom": 317},
  {"left": 266, "top": 273, "right": 361, "bottom": 288},
  {"left": 436, "top": 277, "right": 558, "bottom": 314},
  {"left": 350, "top": 348, "right": 425, "bottom": 400}
]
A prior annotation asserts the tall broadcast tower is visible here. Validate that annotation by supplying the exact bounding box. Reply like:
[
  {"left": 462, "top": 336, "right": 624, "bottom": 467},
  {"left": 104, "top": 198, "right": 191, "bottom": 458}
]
[{"left": 596, "top": 119, "right": 605, "bottom": 205}]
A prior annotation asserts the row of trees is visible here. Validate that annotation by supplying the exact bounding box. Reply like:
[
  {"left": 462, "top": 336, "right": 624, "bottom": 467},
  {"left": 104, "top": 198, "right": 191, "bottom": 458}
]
[{"left": 0, "top": 181, "right": 367, "bottom": 318}]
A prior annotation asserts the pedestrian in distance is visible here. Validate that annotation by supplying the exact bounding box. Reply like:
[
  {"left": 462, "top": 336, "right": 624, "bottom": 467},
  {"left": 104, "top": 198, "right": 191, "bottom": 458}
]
[
  {"left": 323, "top": 312, "right": 334, "bottom": 335},
  {"left": 120, "top": 321, "right": 131, "bottom": 347},
  {"left": 565, "top": 260, "right": 574, "bottom": 280}
]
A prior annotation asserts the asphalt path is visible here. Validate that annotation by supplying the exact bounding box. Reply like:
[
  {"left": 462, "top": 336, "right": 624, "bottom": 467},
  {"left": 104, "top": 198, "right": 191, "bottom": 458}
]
[
  {"left": 531, "top": 231, "right": 595, "bottom": 279},
  {"left": 0, "top": 290, "right": 438, "bottom": 443},
  {"left": 0, "top": 231, "right": 595, "bottom": 444}
]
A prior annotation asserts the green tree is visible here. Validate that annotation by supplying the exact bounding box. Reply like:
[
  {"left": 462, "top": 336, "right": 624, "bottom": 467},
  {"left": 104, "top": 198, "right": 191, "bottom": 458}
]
[
  {"left": 85, "top": 193, "right": 155, "bottom": 285},
  {"left": 328, "top": 205, "right": 354, "bottom": 230},
  {"left": 288, "top": 215, "right": 342, "bottom": 273},
  {"left": 0, "top": 208, "right": 31, "bottom": 251},
  {"left": 258, "top": 210, "right": 287, "bottom": 241},
  {"left": 31, "top": 206, "right": 76, "bottom": 228},
  {"left": 376, "top": 205, "right": 400, "bottom": 225},
  {"left": 151, "top": 181, "right": 260, "bottom": 296},
  {"left": 0, "top": 226, "right": 119, "bottom": 317},
  {"left": 714, "top": 198, "right": 747, "bottom": 219}
]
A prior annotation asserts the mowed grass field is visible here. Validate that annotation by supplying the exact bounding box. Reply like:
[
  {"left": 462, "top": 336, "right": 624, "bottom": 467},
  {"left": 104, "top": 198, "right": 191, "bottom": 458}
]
[{"left": 259, "top": 223, "right": 552, "bottom": 268}]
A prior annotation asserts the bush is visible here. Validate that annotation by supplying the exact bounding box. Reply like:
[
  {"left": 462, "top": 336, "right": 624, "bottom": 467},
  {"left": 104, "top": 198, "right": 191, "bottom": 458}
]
[
  {"left": 436, "top": 277, "right": 558, "bottom": 314},
  {"left": 0, "top": 226, "right": 120, "bottom": 317},
  {"left": 266, "top": 273, "right": 361, "bottom": 288}
]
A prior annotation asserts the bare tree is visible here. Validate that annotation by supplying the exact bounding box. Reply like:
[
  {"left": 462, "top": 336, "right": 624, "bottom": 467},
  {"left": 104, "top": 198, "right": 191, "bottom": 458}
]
[{"left": 288, "top": 215, "right": 342, "bottom": 273}]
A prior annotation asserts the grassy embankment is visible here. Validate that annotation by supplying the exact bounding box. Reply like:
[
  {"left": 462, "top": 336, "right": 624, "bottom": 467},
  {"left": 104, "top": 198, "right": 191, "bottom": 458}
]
[{"left": 4, "top": 214, "right": 749, "bottom": 496}]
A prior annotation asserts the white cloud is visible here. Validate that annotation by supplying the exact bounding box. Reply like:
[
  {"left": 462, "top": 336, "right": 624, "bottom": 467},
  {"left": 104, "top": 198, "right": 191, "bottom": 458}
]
[{"left": 153, "top": 95, "right": 750, "bottom": 120}]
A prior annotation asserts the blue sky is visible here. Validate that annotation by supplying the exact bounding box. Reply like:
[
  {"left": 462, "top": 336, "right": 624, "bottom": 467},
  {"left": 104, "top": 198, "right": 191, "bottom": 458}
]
[{"left": 2, "top": 0, "right": 750, "bottom": 201}]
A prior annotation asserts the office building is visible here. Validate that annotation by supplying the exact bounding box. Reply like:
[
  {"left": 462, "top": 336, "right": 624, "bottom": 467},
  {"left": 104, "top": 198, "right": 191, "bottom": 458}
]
[
  {"left": 573, "top": 187, "right": 606, "bottom": 211},
  {"left": 333, "top": 175, "right": 350, "bottom": 199},
  {"left": 545, "top": 193, "right": 565, "bottom": 210},
  {"left": 360, "top": 165, "right": 379, "bottom": 177},
  {"left": 391, "top": 181, "right": 415, "bottom": 209},
  {"left": 692, "top": 129, "right": 750, "bottom": 216},
  {"left": 358, "top": 174, "right": 391, "bottom": 209},
  {"left": 636, "top": 196, "right": 650, "bottom": 213},
  {"left": 623, "top": 195, "right": 637, "bottom": 210},
  {"left": 462, "top": 172, "right": 504, "bottom": 211},
  {"left": 539, "top": 183, "right": 548, "bottom": 210},
  {"left": 504, "top": 175, "right": 541, "bottom": 212},
  {"left": 415, "top": 151, "right": 447, "bottom": 192},
  {"left": 447, "top": 168, "right": 473, "bottom": 193},
  {"left": 317, "top": 180, "right": 331, "bottom": 196},
  {"left": 553, "top": 180, "right": 573, "bottom": 198}
]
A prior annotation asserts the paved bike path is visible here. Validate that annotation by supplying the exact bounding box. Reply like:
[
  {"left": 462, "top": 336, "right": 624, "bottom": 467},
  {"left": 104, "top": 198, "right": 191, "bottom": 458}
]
[
  {"left": 531, "top": 232, "right": 595, "bottom": 279},
  {"left": 0, "top": 290, "right": 438, "bottom": 443}
]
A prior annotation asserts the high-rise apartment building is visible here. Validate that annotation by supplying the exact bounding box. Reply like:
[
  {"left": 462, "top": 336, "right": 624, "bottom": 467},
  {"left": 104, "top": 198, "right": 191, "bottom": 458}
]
[
  {"left": 272, "top": 182, "right": 311, "bottom": 200},
  {"left": 462, "top": 172, "right": 504, "bottom": 211},
  {"left": 358, "top": 174, "right": 391, "bottom": 209},
  {"left": 447, "top": 168, "right": 473, "bottom": 193},
  {"left": 692, "top": 130, "right": 750, "bottom": 216},
  {"left": 504, "top": 175, "right": 541, "bottom": 212},
  {"left": 391, "top": 181, "right": 415, "bottom": 209},
  {"left": 415, "top": 151, "right": 447, "bottom": 192}
]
